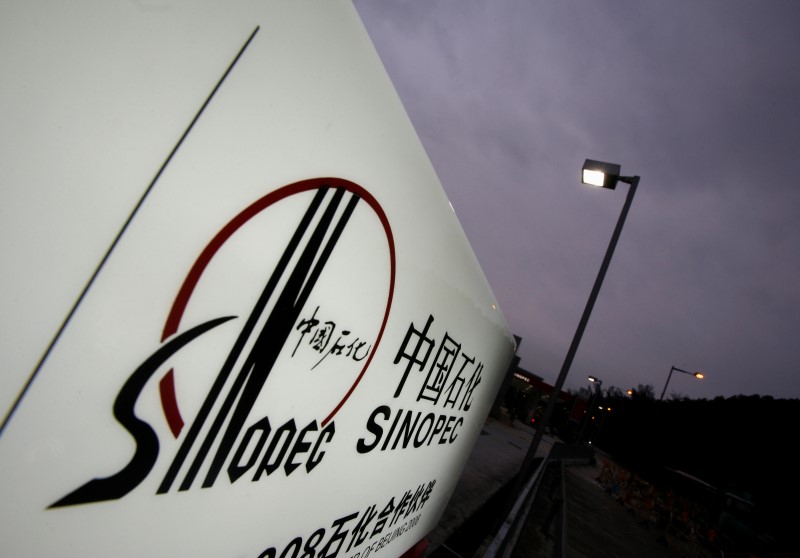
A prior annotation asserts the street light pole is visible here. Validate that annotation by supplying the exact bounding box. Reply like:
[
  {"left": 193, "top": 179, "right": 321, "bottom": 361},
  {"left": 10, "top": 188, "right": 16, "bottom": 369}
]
[
  {"left": 515, "top": 161, "right": 639, "bottom": 482},
  {"left": 660, "top": 365, "right": 704, "bottom": 401},
  {"left": 590, "top": 406, "right": 612, "bottom": 444},
  {"left": 577, "top": 376, "right": 602, "bottom": 442}
]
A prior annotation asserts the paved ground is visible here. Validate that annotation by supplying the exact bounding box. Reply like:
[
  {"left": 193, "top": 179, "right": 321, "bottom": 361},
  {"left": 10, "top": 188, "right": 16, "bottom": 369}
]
[
  {"left": 559, "top": 464, "right": 678, "bottom": 558},
  {"left": 422, "top": 414, "right": 687, "bottom": 558},
  {"left": 424, "top": 415, "right": 552, "bottom": 554},
  {"left": 510, "top": 460, "right": 681, "bottom": 558}
]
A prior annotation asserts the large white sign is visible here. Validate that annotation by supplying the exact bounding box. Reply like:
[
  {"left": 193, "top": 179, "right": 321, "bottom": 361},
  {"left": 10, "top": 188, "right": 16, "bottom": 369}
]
[{"left": 0, "top": 2, "right": 515, "bottom": 557}]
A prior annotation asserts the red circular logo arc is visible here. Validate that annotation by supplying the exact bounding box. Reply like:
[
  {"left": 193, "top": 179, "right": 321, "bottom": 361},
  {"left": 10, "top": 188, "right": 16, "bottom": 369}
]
[{"left": 157, "top": 178, "right": 396, "bottom": 437}]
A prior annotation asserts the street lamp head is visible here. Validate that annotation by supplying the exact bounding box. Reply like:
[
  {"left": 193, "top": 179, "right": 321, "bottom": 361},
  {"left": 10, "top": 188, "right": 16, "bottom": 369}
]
[
  {"left": 694, "top": 372, "right": 704, "bottom": 379},
  {"left": 588, "top": 375, "right": 602, "bottom": 386},
  {"left": 582, "top": 159, "right": 622, "bottom": 190}
]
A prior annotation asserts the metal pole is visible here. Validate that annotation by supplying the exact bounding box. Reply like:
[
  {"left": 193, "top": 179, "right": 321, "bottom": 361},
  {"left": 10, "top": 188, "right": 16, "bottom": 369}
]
[
  {"left": 576, "top": 383, "right": 600, "bottom": 442},
  {"left": 514, "top": 176, "right": 639, "bottom": 485},
  {"left": 659, "top": 366, "right": 676, "bottom": 401},
  {"left": 591, "top": 406, "right": 610, "bottom": 444}
]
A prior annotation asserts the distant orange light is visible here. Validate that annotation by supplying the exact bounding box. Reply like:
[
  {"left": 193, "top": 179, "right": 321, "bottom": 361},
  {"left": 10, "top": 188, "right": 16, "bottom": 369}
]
[{"left": 694, "top": 372, "right": 704, "bottom": 379}]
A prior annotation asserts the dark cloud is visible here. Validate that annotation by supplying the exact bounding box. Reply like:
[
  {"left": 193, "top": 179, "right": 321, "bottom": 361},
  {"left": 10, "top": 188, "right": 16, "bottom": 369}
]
[{"left": 354, "top": 0, "right": 800, "bottom": 399}]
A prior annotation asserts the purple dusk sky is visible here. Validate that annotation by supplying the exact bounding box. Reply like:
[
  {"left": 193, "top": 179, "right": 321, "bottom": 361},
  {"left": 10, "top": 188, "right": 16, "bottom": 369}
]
[{"left": 353, "top": 1, "right": 800, "bottom": 400}]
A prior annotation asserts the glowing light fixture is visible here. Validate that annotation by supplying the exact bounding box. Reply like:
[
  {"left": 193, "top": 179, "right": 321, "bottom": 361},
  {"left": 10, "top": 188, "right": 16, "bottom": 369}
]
[
  {"left": 582, "top": 169, "right": 605, "bottom": 187},
  {"left": 582, "top": 159, "right": 622, "bottom": 190}
]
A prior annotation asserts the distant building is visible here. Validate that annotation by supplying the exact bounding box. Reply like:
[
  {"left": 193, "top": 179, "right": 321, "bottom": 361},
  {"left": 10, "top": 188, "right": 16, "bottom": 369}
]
[{"left": 503, "top": 365, "right": 587, "bottom": 428}]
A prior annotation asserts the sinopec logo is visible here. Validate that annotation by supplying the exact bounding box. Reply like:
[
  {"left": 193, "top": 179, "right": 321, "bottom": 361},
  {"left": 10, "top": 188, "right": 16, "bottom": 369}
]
[{"left": 51, "top": 178, "right": 395, "bottom": 507}]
